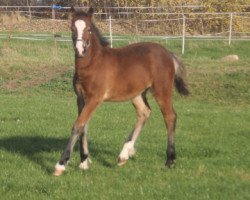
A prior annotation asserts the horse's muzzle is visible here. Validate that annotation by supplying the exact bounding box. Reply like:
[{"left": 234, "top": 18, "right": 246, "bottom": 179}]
[{"left": 76, "top": 48, "right": 87, "bottom": 58}]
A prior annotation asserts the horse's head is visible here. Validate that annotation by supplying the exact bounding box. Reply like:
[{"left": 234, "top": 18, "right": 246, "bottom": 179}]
[{"left": 71, "top": 7, "right": 94, "bottom": 57}]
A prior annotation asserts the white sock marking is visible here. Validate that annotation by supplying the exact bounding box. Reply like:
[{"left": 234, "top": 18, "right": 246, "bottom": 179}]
[
  {"left": 75, "top": 20, "right": 86, "bottom": 55},
  {"left": 119, "top": 141, "right": 135, "bottom": 161}
]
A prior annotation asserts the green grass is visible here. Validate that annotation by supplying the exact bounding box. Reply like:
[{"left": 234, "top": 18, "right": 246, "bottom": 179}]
[{"left": 0, "top": 38, "right": 250, "bottom": 199}]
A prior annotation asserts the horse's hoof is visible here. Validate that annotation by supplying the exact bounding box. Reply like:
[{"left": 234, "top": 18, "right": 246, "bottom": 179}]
[
  {"left": 117, "top": 158, "right": 127, "bottom": 166},
  {"left": 53, "top": 169, "right": 64, "bottom": 176},
  {"left": 79, "top": 158, "right": 91, "bottom": 170},
  {"left": 53, "top": 162, "right": 65, "bottom": 176},
  {"left": 165, "top": 159, "right": 175, "bottom": 168}
]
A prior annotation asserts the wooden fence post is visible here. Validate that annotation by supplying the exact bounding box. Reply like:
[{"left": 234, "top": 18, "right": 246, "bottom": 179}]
[
  {"left": 229, "top": 13, "right": 233, "bottom": 46},
  {"left": 52, "top": 4, "right": 55, "bottom": 20},
  {"left": 182, "top": 15, "right": 186, "bottom": 54},
  {"left": 109, "top": 15, "right": 113, "bottom": 48}
]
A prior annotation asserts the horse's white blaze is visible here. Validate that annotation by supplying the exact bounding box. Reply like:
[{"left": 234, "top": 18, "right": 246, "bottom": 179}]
[
  {"left": 119, "top": 141, "right": 135, "bottom": 161},
  {"left": 75, "top": 20, "right": 86, "bottom": 55}
]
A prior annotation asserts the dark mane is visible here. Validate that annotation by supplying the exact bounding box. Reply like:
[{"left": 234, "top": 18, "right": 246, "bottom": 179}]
[{"left": 91, "top": 23, "right": 110, "bottom": 47}]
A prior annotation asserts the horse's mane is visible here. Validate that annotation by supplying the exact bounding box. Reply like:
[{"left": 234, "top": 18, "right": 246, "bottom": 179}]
[
  {"left": 90, "top": 23, "right": 110, "bottom": 47},
  {"left": 73, "top": 9, "right": 110, "bottom": 47}
]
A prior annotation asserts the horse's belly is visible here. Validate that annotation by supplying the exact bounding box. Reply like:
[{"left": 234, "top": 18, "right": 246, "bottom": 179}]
[{"left": 104, "top": 82, "right": 151, "bottom": 102}]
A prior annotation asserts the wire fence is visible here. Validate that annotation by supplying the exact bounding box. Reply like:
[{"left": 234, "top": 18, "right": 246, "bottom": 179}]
[{"left": 1, "top": 6, "right": 250, "bottom": 54}]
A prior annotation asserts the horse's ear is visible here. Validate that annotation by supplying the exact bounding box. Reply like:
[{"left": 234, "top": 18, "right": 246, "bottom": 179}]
[
  {"left": 70, "top": 6, "right": 76, "bottom": 13},
  {"left": 87, "top": 7, "right": 94, "bottom": 18}
]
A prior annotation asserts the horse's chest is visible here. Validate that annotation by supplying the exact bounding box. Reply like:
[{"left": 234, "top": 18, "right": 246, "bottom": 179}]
[{"left": 75, "top": 73, "right": 105, "bottom": 96}]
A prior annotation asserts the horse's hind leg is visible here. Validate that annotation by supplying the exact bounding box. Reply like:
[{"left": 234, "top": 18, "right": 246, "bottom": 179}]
[
  {"left": 118, "top": 92, "right": 151, "bottom": 166},
  {"left": 164, "top": 105, "right": 177, "bottom": 167},
  {"left": 152, "top": 83, "right": 177, "bottom": 167}
]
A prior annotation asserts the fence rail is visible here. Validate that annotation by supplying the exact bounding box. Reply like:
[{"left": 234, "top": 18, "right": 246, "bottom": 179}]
[
  {"left": 1, "top": 5, "right": 250, "bottom": 18},
  {"left": 1, "top": 6, "right": 250, "bottom": 54}
]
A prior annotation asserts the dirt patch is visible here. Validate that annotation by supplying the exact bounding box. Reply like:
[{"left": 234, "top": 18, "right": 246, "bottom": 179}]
[
  {"left": 0, "top": 12, "right": 70, "bottom": 33},
  {"left": 0, "top": 11, "right": 27, "bottom": 25},
  {"left": 222, "top": 55, "right": 239, "bottom": 62}
]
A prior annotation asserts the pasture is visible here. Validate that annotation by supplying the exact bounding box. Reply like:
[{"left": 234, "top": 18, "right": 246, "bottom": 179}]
[{"left": 0, "top": 38, "right": 249, "bottom": 199}]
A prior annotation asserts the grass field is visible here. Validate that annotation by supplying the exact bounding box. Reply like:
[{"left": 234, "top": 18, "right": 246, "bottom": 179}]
[{"left": 0, "top": 37, "right": 250, "bottom": 199}]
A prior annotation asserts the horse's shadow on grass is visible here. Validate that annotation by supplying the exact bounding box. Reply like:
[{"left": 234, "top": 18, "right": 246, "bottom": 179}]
[{"left": 0, "top": 136, "right": 116, "bottom": 174}]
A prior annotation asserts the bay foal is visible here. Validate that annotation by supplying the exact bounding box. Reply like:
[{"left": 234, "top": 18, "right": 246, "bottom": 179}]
[{"left": 53, "top": 7, "right": 189, "bottom": 176}]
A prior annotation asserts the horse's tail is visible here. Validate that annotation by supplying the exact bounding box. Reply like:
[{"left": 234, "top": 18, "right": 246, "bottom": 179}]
[{"left": 172, "top": 55, "right": 190, "bottom": 96}]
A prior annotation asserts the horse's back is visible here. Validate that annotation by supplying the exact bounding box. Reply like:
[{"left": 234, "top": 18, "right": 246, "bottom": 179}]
[
  {"left": 104, "top": 42, "right": 173, "bottom": 70},
  {"left": 105, "top": 42, "right": 175, "bottom": 81},
  {"left": 100, "top": 42, "right": 175, "bottom": 101}
]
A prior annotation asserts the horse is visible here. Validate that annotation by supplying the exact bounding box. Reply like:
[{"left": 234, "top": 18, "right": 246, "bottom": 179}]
[{"left": 53, "top": 7, "right": 189, "bottom": 176}]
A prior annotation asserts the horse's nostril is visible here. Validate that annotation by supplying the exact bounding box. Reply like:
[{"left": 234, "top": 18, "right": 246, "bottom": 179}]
[{"left": 76, "top": 48, "right": 85, "bottom": 57}]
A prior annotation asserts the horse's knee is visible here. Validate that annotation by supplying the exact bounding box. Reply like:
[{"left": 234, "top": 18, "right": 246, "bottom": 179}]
[
  {"left": 138, "top": 106, "right": 151, "bottom": 122},
  {"left": 160, "top": 108, "right": 176, "bottom": 128},
  {"left": 72, "top": 125, "right": 85, "bottom": 137}
]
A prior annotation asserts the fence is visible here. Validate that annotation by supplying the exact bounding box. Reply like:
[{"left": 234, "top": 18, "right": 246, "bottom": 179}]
[{"left": 1, "top": 6, "right": 250, "bottom": 54}]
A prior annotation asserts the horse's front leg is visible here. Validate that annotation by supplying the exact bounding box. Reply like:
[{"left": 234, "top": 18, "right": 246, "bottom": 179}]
[
  {"left": 79, "top": 123, "right": 91, "bottom": 170},
  {"left": 76, "top": 94, "right": 91, "bottom": 170},
  {"left": 53, "top": 99, "right": 100, "bottom": 176}
]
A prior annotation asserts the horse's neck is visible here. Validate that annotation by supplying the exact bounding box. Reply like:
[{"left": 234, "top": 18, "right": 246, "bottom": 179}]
[{"left": 90, "top": 33, "right": 103, "bottom": 58}]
